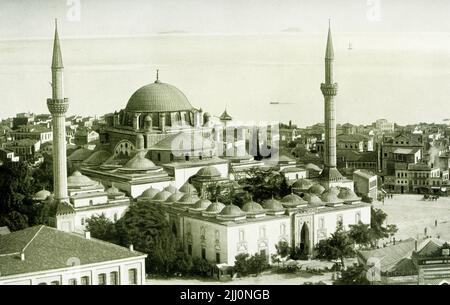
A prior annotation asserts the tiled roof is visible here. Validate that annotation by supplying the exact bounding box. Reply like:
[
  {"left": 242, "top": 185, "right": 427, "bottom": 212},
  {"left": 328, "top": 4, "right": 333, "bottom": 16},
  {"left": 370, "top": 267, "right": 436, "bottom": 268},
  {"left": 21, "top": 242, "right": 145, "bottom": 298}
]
[
  {"left": 0, "top": 225, "right": 145, "bottom": 277},
  {"left": 358, "top": 238, "right": 416, "bottom": 272}
]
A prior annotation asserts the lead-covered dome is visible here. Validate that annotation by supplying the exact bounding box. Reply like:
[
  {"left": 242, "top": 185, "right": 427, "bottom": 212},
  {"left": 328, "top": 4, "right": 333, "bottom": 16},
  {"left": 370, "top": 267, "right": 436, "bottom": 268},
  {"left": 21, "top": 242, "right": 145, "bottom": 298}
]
[{"left": 125, "top": 81, "right": 193, "bottom": 113}]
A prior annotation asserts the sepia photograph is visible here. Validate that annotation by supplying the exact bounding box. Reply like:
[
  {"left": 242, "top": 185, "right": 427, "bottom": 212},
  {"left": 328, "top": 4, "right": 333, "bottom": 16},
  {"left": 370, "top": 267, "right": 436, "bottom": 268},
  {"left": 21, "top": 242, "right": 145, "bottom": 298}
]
[{"left": 0, "top": 0, "right": 449, "bottom": 297}]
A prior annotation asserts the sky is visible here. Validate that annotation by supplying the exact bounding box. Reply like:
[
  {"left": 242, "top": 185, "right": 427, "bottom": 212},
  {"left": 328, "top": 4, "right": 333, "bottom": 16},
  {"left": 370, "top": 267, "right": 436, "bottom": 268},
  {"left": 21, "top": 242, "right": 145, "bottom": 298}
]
[{"left": 1, "top": 0, "right": 450, "bottom": 39}]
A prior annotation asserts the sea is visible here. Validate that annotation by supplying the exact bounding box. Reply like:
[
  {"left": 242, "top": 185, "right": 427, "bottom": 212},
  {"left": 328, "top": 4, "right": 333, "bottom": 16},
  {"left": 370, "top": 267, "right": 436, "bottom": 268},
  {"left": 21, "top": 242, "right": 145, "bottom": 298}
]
[{"left": 1, "top": 32, "right": 450, "bottom": 127}]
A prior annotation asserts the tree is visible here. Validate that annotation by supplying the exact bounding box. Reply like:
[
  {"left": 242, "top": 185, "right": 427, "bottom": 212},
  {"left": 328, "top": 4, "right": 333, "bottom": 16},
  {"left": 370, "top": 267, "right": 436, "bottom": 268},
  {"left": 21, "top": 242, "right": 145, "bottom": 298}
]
[
  {"left": 333, "top": 264, "right": 371, "bottom": 285},
  {"left": 348, "top": 222, "right": 372, "bottom": 249},
  {"left": 240, "top": 168, "right": 290, "bottom": 202},
  {"left": 114, "top": 202, "right": 180, "bottom": 275},
  {"left": 191, "top": 257, "right": 212, "bottom": 277},
  {"left": 233, "top": 253, "right": 269, "bottom": 277},
  {"left": 314, "top": 224, "right": 354, "bottom": 267},
  {"left": 370, "top": 207, "right": 398, "bottom": 247},
  {"left": 234, "top": 253, "right": 250, "bottom": 277},
  {"left": 85, "top": 214, "right": 118, "bottom": 243},
  {"left": 275, "top": 240, "right": 291, "bottom": 258}
]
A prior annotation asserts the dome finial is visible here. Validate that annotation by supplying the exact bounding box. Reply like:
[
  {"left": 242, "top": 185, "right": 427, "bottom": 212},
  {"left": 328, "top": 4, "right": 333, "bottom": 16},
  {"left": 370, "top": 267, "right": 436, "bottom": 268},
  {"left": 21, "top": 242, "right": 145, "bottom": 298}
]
[{"left": 155, "top": 69, "right": 160, "bottom": 83}]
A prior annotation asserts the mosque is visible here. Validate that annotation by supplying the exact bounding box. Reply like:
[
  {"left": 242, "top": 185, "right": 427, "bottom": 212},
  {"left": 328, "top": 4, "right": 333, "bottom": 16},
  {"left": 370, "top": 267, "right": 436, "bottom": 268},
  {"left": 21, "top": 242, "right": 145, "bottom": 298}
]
[{"left": 38, "top": 21, "right": 371, "bottom": 270}]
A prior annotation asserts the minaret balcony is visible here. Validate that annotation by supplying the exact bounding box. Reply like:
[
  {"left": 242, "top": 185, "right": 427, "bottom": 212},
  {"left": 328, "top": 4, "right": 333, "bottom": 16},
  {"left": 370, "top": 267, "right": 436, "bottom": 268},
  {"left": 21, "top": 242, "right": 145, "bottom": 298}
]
[
  {"left": 320, "top": 83, "right": 338, "bottom": 96},
  {"left": 47, "top": 98, "right": 69, "bottom": 115}
]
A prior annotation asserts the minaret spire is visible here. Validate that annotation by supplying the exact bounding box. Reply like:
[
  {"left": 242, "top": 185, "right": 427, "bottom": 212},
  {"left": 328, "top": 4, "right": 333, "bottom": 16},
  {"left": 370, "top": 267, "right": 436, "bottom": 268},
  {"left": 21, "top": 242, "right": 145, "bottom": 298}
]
[
  {"left": 52, "top": 19, "right": 63, "bottom": 69},
  {"left": 325, "top": 19, "right": 334, "bottom": 60}
]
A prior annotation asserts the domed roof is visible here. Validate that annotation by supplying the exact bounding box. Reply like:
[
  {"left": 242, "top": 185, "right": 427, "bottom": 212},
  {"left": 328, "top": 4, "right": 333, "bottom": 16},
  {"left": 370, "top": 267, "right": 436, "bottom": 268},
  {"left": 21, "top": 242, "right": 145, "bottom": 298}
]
[
  {"left": 164, "top": 184, "right": 178, "bottom": 194},
  {"left": 33, "top": 189, "right": 51, "bottom": 201},
  {"left": 106, "top": 185, "right": 124, "bottom": 198},
  {"left": 153, "top": 190, "right": 172, "bottom": 201},
  {"left": 68, "top": 148, "right": 93, "bottom": 162},
  {"left": 321, "top": 190, "right": 344, "bottom": 205},
  {"left": 125, "top": 81, "right": 193, "bottom": 113},
  {"left": 292, "top": 178, "right": 314, "bottom": 190},
  {"left": 309, "top": 184, "right": 325, "bottom": 195},
  {"left": 193, "top": 198, "right": 212, "bottom": 210},
  {"left": 67, "top": 171, "right": 96, "bottom": 188},
  {"left": 179, "top": 182, "right": 197, "bottom": 194},
  {"left": 219, "top": 204, "right": 245, "bottom": 216},
  {"left": 204, "top": 200, "right": 226, "bottom": 213},
  {"left": 196, "top": 166, "right": 221, "bottom": 178},
  {"left": 82, "top": 150, "right": 111, "bottom": 166},
  {"left": 140, "top": 187, "right": 159, "bottom": 199},
  {"left": 305, "top": 163, "right": 322, "bottom": 172},
  {"left": 178, "top": 193, "right": 200, "bottom": 205},
  {"left": 165, "top": 191, "right": 185, "bottom": 203},
  {"left": 123, "top": 154, "right": 156, "bottom": 170},
  {"left": 338, "top": 188, "right": 361, "bottom": 202},
  {"left": 280, "top": 193, "right": 307, "bottom": 207},
  {"left": 262, "top": 198, "right": 284, "bottom": 211},
  {"left": 241, "top": 200, "right": 264, "bottom": 213},
  {"left": 303, "top": 193, "right": 325, "bottom": 206}
]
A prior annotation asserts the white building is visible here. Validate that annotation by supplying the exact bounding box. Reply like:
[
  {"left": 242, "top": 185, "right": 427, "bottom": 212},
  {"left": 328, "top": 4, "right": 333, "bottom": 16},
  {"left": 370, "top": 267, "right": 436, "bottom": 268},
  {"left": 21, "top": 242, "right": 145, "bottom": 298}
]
[{"left": 0, "top": 225, "right": 146, "bottom": 285}]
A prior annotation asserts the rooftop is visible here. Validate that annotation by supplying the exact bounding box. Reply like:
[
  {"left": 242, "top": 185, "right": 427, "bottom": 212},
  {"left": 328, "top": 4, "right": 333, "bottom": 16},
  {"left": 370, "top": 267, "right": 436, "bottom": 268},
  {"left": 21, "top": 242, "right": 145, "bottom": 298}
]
[{"left": 0, "top": 226, "right": 145, "bottom": 277}]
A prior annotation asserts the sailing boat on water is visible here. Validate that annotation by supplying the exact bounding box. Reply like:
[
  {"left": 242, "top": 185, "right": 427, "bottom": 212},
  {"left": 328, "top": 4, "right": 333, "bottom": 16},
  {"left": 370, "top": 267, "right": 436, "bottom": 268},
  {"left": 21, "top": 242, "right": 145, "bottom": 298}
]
[{"left": 348, "top": 42, "right": 353, "bottom": 50}]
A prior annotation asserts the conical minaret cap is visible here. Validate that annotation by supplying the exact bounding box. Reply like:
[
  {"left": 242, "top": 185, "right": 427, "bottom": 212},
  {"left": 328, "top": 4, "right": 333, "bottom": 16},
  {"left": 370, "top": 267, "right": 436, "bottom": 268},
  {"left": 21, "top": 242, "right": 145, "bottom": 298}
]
[
  {"left": 325, "top": 20, "right": 334, "bottom": 59},
  {"left": 52, "top": 19, "right": 64, "bottom": 69}
]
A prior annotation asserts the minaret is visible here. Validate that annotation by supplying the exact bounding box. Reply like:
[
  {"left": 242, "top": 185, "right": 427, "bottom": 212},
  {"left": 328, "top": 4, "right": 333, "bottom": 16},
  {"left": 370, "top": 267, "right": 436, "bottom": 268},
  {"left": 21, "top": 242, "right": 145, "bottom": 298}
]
[
  {"left": 47, "top": 19, "right": 69, "bottom": 203},
  {"left": 320, "top": 21, "right": 343, "bottom": 183}
]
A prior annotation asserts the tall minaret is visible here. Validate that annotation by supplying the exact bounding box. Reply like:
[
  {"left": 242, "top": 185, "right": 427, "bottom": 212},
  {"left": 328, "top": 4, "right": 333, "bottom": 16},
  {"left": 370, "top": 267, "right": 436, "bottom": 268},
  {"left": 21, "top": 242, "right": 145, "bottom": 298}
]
[
  {"left": 320, "top": 21, "right": 343, "bottom": 182},
  {"left": 47, "top": 19, "right": 69, "bottom": 203}
]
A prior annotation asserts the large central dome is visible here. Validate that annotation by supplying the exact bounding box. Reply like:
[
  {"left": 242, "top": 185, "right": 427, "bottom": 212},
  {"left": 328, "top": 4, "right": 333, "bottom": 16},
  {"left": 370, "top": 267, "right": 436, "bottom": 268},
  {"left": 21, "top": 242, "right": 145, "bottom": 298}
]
[{"left": 125, "top": 81, "right": 193, "bottom": 113}]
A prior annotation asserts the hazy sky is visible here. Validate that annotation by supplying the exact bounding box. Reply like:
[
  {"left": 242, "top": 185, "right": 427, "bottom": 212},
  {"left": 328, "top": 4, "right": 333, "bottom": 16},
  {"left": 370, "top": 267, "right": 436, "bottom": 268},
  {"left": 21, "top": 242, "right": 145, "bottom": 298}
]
[{"left": 1, "top": 0, "right": 450, "bottom": 39}]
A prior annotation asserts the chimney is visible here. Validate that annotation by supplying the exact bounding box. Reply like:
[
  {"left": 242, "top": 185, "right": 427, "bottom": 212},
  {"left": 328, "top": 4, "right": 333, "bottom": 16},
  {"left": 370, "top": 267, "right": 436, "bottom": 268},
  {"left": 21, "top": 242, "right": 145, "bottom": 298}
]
[
  {"left": 20, "top": 251, "right": 25, "bottom": 261},
  {"left": 84, "top": 231, "right": 91, "bottom": 240},
  {"left": 129, "top": 244, "right": 134, "bottom": 252}
]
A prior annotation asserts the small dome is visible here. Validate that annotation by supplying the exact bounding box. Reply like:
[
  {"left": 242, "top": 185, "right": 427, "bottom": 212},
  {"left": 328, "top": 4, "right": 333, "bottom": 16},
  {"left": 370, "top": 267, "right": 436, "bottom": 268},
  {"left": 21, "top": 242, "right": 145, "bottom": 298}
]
[
  {"left": 179, "top": 182, "right": 197, "bottom": 194},
  {"left": 33, "top": 189, "right": 51, "bottom": 201},
  {"left": 291, "top": 178, "right": 314, "bottom": 190},
  {"left": 140, "top": 187, "right": 160, "bottom": 199},
  {"left": 338, "top": 188, "right": 361, "bottom": 203},
  {"left": 262, "top": 198, "right": 284, "bottom": 211},
  {"left": 196, "top": 166, "right": 221, "bottom": 178},
  {"left": 241, "top": 200, "right": 264, "bottom": 213},
  {"left": 145, "top": 115, "right": 152, "bottom": 121},
  {"left": 204, "top": 200, "right": 226, "bottom": 213},
  {"left": 68, "top": 148, "right": 93, "bottom": 162},
  {"left": 281, "top": 193, "right": 307, "bottom": 207},
  {"left": 106, "top": 185, "right": 120, "bottom": 194},
  {"left": 219, "top": 204, "right": 245, "bottom": 216},
  {"left": 305, "top": 163, "right": 322, "bottom": 172},
  {"left": 82, "top": 150, "right": 111, "bottom": 166},
  {"left": 178, "top": 193, "right": 200, "bottom": 205},
  {"left": 329, "top": 187, "right": 340, "bottom": 194},
  {"left": 321, "top": 190, "right": 344, "bottom": 205},
  {"left": 309, "top": 184, "right": 325, "bottom": 195},
  {"left": 165, "top": 192, "right": 185, "bottom": 203},
  {"left": 67, "top": 171, "right": 96, "bottom": 188},
  {"left": 193, "top": 198, "right": 212, "bottom": 210},
  {"left": 123, "top": 154, "right": 156, "bottom": 170},
  {"left": 303, "top": 193, "right": 325, "bottom": 206},
  {"left": 153, "top": 190, "right": 172, "bottom": 201},
  {"left": 164, "top": 184, "right": 178, "bottom": 194}
]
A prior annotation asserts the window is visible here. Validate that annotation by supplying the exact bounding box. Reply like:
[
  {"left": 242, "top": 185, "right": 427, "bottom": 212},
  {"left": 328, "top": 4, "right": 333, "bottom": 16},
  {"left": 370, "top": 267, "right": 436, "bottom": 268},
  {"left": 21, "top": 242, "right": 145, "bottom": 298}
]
[
  {"left": 216, "top": 252, "right": 221, "bottom": 263},
  {"left": 260, "top": 226, "right": 266, "bottom": 238},
  {"left": 110, "top": 272, "right": 118, "bottom": 285},
  {"left": 89, "top": 200, "right": 93, "bottom": 206},
  {"left": 185, "top": 155, "right": 190, "bottom": 161},
  {"left": 170, "top": 153, "right": 174, "bottom": 162},
  {"left": 68, "top": 278, "right": 77, "bottom": 285},
  {"left": 157, "top": 153, "right": 161, "bottom": 161},
  {"left": 355, "top": 212, "right": 361, "bottom": 223},
  {"left": 81, "top": 276, "right": 90, "bottom": 285},
  {"left": 201, "top": 247, "right": 206, "bottom": 259},
  {"left": 81, "top": 218, "right": 85, "bottom": 225},
  {"left": 128, "top": 269, "right": 138, "bottom": 285},
  {"left": 188, "top": 244, "right": 192, "bottom": 255},
  {"left": 280, "top": 223, "right": 286, "bottom": 235},
  {"left": 187, "top": 223, "right": 191, "bottom": 234},
  {"left": 239, "top": 229, "right": 245, "bottom": 242},
  {"left": 319, "top": 217, "right": 325, "bottom": 229},
  {"left": 98, "top": 273, "right": 106, "bottom": 285}
]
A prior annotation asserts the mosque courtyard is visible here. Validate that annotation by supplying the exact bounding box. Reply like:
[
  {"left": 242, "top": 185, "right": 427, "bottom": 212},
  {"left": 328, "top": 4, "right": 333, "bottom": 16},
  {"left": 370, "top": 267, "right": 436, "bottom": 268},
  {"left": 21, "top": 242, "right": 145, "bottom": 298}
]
[{"left": 373, "top": 194, "right": 450, "bottom": 242}]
